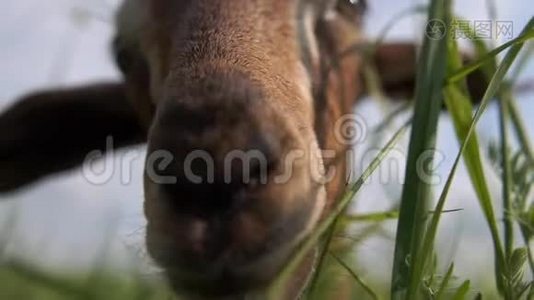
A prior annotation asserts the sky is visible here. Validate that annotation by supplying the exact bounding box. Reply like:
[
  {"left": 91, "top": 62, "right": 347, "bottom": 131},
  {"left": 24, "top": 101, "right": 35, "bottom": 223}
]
[{"left": 0, "top": 0, "right": 533, "bottom": 289}]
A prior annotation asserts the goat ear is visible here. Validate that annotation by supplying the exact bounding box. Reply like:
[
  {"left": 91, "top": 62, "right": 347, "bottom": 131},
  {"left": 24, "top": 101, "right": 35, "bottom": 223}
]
[
  {"left": 0, "top": 83, "right": 146, "bottom": 193},
  {"left": 367, "top": 42, "right": 488, "bottom": 102}
]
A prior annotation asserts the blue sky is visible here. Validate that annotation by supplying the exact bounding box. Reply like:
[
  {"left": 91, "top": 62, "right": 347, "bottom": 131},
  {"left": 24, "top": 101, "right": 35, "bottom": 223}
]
[{"left": 0, "top": 0, "right": 532, "bottom": 289}]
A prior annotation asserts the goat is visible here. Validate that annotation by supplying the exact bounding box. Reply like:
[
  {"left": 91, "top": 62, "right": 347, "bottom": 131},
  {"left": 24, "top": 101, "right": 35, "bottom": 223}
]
[{"left": 0, "top": 0, "right": 486, "bottom": 298}]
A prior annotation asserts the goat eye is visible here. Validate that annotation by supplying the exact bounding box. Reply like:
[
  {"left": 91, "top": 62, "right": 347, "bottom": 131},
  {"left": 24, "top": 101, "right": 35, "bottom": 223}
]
[
  {"left": 115, "top": 49, "right": 133, "bottom": 74},
  {"left": 347, "top": 0, "right": 367, "bottom": 9},
  {"left": 337, "top": 0, "right": 367, "bottom": 20},
  {"left": 112, "top": 37, "right": 133, "bottom": 74}
]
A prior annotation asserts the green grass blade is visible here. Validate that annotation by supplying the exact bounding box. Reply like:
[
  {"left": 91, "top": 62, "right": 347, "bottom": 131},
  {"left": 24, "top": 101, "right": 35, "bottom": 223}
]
[
  {"left": 342, "top": 211, "right": 399, "bottom": 223},
  {"left": 447, "top": 30, "right": 534, "bottom": 83},
  {"left": 442, "top": 21, "right": 506, "bottom": 293},
  {"left": 437, "top": 17, "right": 534, "bottom": 298},
  {"left": 498, "top": 87, "right": 514, "bottom": 259},
  {"left": 435, "top": 263, "right": 455, "bottom": 300},
  {"left": 305, "top": 222, "right": 337, "bottom": 296},
  {"left": 390, "top": 0, "right": 451, "bottom": 298},
  {"left": 4, "top": 260, "right": 91, "bottom": 298},
  {"left": 452, "top": 280, "right": 471, "bottom": 300},
  {"left": 267, "top": 121, "right": 410, "bottom": 299},
  {"left": 509, "top": 43, "right": 534, "bottom": 84},
  {"left": 330, "top": 252, "right": 379, "bottom": 300},
  {"left": 508, "top": 99, "right": 534, "bottom": 163}
]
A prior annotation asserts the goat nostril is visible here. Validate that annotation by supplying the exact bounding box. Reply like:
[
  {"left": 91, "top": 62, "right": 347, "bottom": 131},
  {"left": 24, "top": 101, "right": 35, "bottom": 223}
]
[
  {"left": 160, "top": 182, "right": 235, "bottom": 214},
  {"left": 150, "top": 134, "right": 283, "bottom": 216},
  {"left": 188, "top": 219, "right": 210, "bottom": 254}
]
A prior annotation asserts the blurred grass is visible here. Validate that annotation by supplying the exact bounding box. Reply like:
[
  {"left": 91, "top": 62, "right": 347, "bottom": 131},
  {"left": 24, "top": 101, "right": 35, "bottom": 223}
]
[
  {"left": 1, "top": 1, "right": 534, "bottom": 299},
  {"left": 0, "top": 260, "right": 172, "bottom": 300}
]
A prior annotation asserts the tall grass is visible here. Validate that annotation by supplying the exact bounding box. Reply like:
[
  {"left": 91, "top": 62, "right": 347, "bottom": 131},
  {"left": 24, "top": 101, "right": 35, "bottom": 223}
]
[
  {"left": 1, "top": 1, "right": 533, "bottom": 299},
  {"left": 271, "top": 0, "right": 534, "bottom": 299}
]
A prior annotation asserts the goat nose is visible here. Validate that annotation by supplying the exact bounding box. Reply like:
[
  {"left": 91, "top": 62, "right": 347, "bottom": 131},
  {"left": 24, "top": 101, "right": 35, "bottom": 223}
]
[
  {"left": 150, "top": 124, "right": 281, "bottom": 181},
  {"left": 150, "top": 102, "right": 282, "bottom": 181},
  {"left": 148, "top": 110, "right": 284, "bottom": 215},
  {"left": 154, "top": 134, "right": 280, "bottom": 214},
  {"left": 147, "top": 73, "right": 289, "bottom": 212}
]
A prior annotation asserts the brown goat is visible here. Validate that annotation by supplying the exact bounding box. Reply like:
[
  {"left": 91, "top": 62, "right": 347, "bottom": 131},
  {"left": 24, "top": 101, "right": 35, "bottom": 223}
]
[{"left": 0, "top": 1, "right": 486, "bottom": 299}]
